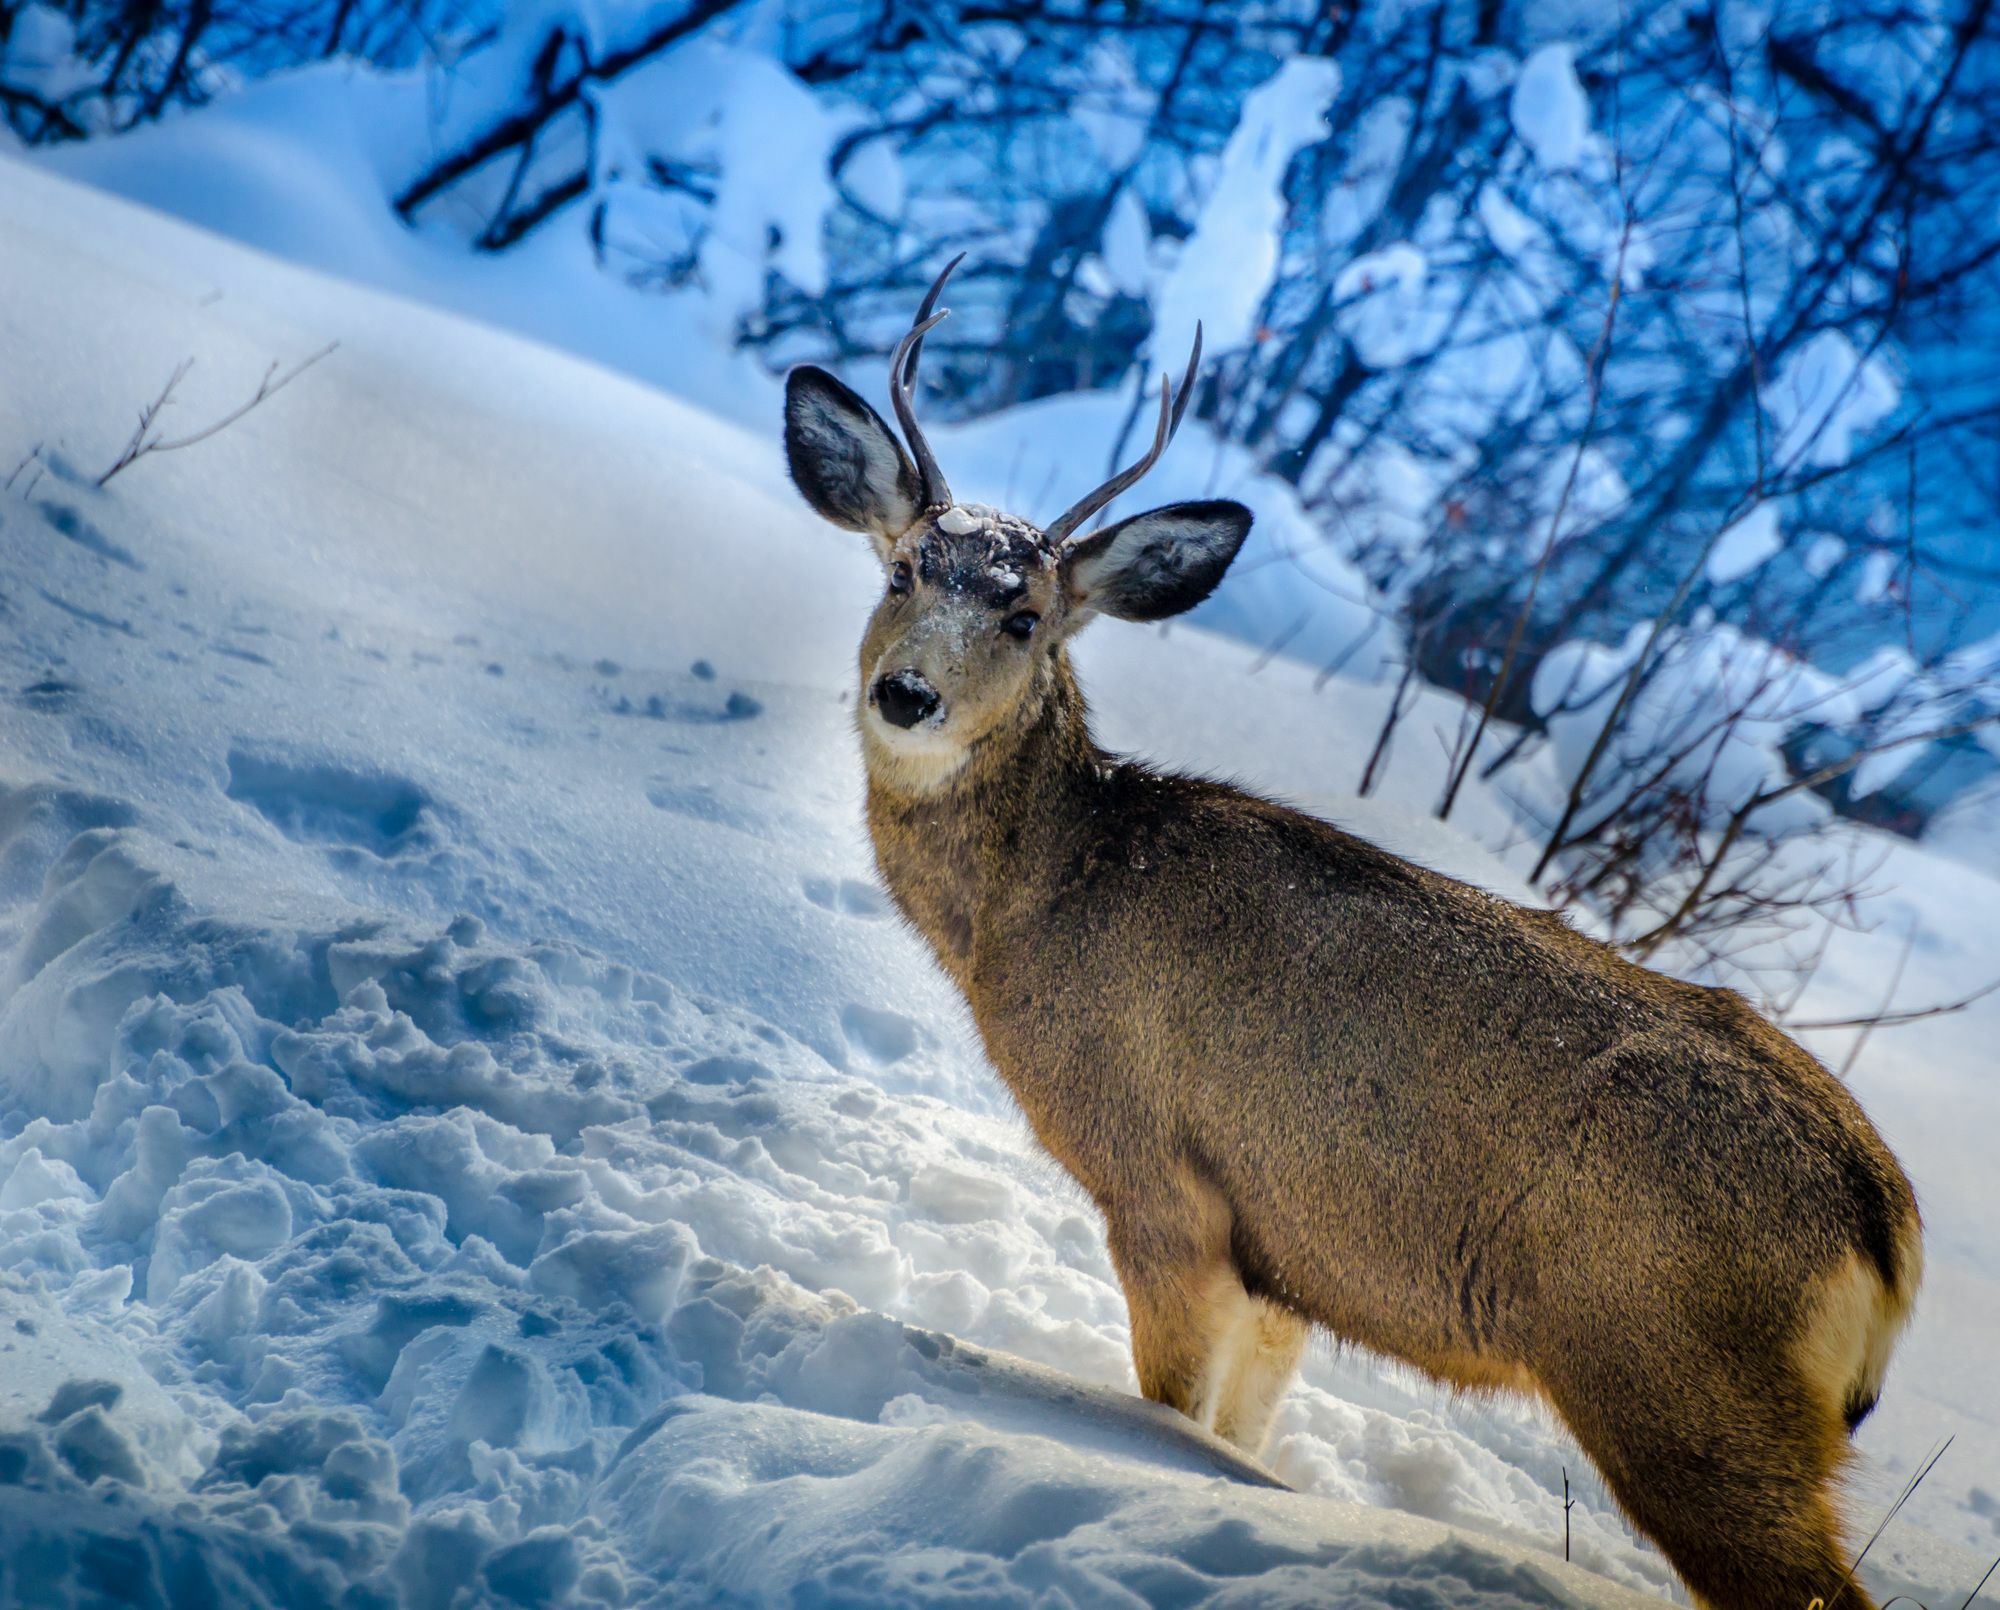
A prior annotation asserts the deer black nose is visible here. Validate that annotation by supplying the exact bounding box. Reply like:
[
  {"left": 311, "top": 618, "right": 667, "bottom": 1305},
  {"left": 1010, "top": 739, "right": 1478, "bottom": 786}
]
[{"left": 873, "top": 671, "right": 941, "bottom": 729}]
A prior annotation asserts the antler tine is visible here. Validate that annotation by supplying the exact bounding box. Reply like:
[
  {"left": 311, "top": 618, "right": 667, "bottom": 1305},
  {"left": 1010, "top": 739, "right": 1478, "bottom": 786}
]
[
  {"left": 900, "top": 251, "right": 966, "bottom": 393},
  {"left": 1045, "top": 322, "right": 1204, "bottom": 549},
  {"left": 1168, "top": 320, "right": 1202, "bottom": 436},
  {"left": 889, "top": 253, "right": 966, "bottom": 510},
  {"left": 1059, "top": 376, "right": 1172, "bottom": 548}
]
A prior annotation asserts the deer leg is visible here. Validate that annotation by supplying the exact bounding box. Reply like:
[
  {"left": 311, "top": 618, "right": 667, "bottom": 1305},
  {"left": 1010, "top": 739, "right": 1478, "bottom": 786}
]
[
  {"left": 1549, "top": 1345, "right": 1867, "bottom": 1610},
  {"left": 1211, "top": 1298, "right": 1308, "bottom": 1458},
  {"left": 1103, "top": 1172, "right": 1247, "bottom": 1432}
]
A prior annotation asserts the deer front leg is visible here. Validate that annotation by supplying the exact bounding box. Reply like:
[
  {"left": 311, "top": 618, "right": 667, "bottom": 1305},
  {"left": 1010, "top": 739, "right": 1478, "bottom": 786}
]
[
  {"left": 1103, "top": 1171, "right": 1249, "bottom": 1433},
  {"left": 1211, "top": 1298, "right": 1308, "bottom": 1458}
]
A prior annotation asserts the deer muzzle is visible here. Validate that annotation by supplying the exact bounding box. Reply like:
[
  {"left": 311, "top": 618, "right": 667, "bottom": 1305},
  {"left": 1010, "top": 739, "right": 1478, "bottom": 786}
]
[{"left": 872, "top": 670, "right": 942, "bottom": 729}]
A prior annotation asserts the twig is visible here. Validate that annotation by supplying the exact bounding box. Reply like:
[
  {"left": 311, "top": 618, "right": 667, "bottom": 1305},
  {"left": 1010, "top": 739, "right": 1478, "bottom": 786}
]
[
  {"left": 1839, "top": 925, "right": 1914, "bottom": 1079},
  {"left": 1627, "top": 710, "right": 2000, "bottom": 960},
  {"left": 1436, "top": 152, "right": 1634, "bottom": 824},
  {"left": 1359, "top": 659, "right": 1418, "bottom": 797},
  {"left": 1791, "top": 974, "right": 2000, "bottom": 1036},
  {"left": 1561, "top": 1467, "right": 1575, "bottom": 1562},
  {"left": 98, "top": 345, "right": 336, "bottom": 487},
  {"left": 5, "top": 442, "right": 43, "bottom": 491},
  {"left": 394, "top": 0, "right": 746, "bottom": 220},
  {"left": 1825, "top": 1436, "right": 1953, "bottom": 1610},
  {"left": 99, "top": 359, "right": 193, "bottom": 487}
]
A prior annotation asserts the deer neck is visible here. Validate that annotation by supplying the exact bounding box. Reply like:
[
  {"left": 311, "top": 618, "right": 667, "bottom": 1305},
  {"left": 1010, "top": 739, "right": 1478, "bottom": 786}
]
[{"left": 863, "top": 649, "right": 1097, "bottom": 988}]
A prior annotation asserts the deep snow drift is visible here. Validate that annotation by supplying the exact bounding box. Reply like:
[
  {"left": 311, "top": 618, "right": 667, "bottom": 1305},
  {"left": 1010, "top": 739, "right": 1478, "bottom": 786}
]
[{"left": 1, "top": 158, "right": 1995, "bottom": 1608}]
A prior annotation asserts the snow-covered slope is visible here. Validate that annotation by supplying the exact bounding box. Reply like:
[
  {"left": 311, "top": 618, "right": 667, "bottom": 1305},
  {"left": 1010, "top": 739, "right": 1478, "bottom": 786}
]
[{"left": 0, "top": 158, "right": 1992, "bottom": 1608}]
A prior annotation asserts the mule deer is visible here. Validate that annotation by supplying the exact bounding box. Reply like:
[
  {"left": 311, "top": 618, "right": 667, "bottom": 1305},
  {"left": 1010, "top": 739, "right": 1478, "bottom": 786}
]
[{"left": 782, "top": 258, "right": 1921, "bottom": 1610}]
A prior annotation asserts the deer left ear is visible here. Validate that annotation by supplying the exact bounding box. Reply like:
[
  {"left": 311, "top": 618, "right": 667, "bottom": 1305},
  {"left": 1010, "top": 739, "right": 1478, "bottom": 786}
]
[
  {"left": 785, "top": 366, "right": 924, "bottom": 556},
  {"left": 1062, "top": 499, "right": 1251, "bottom": 623}
]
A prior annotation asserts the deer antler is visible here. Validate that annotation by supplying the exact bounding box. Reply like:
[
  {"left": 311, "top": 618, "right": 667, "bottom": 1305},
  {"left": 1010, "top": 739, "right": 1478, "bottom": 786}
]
[
  {"left": 888, "top": 253, "right": 966, "bottom": 512},
  {"left": 1043, "top": 325, "right": 1203, "bottom": 550}
]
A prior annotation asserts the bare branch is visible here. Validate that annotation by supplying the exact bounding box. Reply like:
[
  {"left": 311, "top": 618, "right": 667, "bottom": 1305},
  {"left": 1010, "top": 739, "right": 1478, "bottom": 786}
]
[
  {"left": 1790, "top": 976, "right": 2000, "bottom": 1036},
  {"left": 97, "top": 345, "right": 336, "bottom": 487}
]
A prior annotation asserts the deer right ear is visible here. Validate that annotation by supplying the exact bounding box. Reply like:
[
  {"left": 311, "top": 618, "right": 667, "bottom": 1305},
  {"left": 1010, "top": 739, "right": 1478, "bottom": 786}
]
[
  {"left": 1062, "top": 499, "right": 1252, "bottom": 623},
  {"left": 785, "top": 367, "right": 923, "bottom": 557}
]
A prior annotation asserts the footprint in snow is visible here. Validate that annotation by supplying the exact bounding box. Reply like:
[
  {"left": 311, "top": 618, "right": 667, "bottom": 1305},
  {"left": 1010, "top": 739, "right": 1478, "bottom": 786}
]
[
  {"left": 38, "top": 588, "right": 137, "bottom": 637},
  {"left": 801, "top": 875, "right": 892, "bottom": 920},
  {"left": 225, "top": 748, "right": 445, "bottom": 862},
  {"left": 644, "top": 779, "right": 759, "bottom": 833},
  {"left": 671, "top": 1055, "right": 771, "bottom": 1089},
  {"left": 38, "top": 500, "right": 143, "bottom": 571},
  {"left": 16, "top": 679, "right": 80, "bottom": 711},
  {"left": 609, "top": 689, "right": 762, "bottom": 724},
  {"left": 841, "top": 1002, "right": 918, "bottom": 1065}
]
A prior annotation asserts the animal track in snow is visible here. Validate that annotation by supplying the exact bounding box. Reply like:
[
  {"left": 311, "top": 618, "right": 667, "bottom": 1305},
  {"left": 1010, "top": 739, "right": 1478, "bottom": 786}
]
[
  {"left": 672, "top": 1055, "right": 772, "bottom": 1088},
  {"left": 39, "top": 500, "right": 142, "bottom": 571},
  {"left": 224, "top": 749, "right": 441, "bottom": 860},
  {"left": 16, "top": 679, "right": 80, "bottom": 711},
  {"left": 841, "top": 1002, "right": 919, "bottom": 1065},
  {"left": 801, "top": 876, "right": 892, "bottom": 920},
  {"left": 38, "top": 589, "right": 136, "bottom": 637},
  {"left": 645, "top": 779, "right": 758, "bottom": 833},
  {"left": 607, "top": 688, "right": 763, "bottom": 724}
]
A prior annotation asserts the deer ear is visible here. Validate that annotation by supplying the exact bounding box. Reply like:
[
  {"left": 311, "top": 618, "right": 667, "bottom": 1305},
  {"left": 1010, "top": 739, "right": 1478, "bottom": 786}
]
[
  {"left": 1062, "top": 499, "right": 1251, "bottom": 623},
  {"left": 785, "top": 366, "right": 923, "bottom": 556}
]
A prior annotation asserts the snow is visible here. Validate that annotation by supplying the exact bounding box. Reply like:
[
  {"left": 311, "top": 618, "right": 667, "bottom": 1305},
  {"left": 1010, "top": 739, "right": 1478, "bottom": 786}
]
[
  {"left": 1705, "top": 502, "right": 1783, "bottom": 584},
  {"left": 1859, "top": 548, "right": 1898, "bottom": 603},
  {"left": 2, "top": 146, "right": 1996, "bottom": 1610},
  {"left": 590, "top": 39, "right": 839, "bottom": 329},
  {"left": 1070, "top": 36, "right": 1150, "bottom": 169},
  {"left": 1333, "top": 243, "right": 1436, "bottom": 370},
  {"left": 1151, "top": 57, "right": 1340, "bottom": 361},
  {"left": 1510, "top": 46, "right": 1591, "bottom": 173},
  {"left": 0, "top": 5, "right": 96, "bottom": 108},
  {"left": 1839, "top": 648, "right": 1988, "bottom": 802},
  {"left": 1530, "top": 619, "right": 1856, "bottom": 841},
  {"left": 1543, "top": 448, "right": 1630, "bottom": 548},
  {"left": 839, "top": 136, "right": 906, "bottom": 220},
  {"left": 1478, "top": 182, "right": 1541, "bottom": 260},
  {"left": 1100, "top": 185, "right": 1153, "bottom": 297},
  {"left": 1804, "top": 532, "right": 1848, "bottom": 578},
  {"left": 1765, "top": 329, "right": 1901, "bottom": 471}
]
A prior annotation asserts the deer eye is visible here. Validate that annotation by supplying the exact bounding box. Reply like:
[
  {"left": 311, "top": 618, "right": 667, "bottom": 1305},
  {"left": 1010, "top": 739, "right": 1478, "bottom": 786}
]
[
  {"left": 888, "top": 561, "right": 913, "bottom": 595},
  {"left": 1002, "top": 610, "right": 1039, "bottom": 640}
]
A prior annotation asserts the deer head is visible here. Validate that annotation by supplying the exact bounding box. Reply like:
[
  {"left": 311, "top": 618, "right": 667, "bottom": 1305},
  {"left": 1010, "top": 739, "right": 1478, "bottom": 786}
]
[{"left": 784, "top": 256, "right": 1253, "bottom": 790}]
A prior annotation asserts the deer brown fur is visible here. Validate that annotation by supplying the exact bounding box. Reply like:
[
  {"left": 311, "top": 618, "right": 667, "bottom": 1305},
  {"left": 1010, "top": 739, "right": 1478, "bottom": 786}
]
[{"left": 783, "top": 265, "right": 1922, "bottom": 1610}]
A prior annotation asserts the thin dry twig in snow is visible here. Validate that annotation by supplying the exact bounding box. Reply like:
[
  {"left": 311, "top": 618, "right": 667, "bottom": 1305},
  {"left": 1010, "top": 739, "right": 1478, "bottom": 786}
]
[
  {"left": 1955, "top": 1553, "right": 2000, "bottom": 1610},
  {"left": 5, "top": 442, "right": 45, "bottom": 499},
  {"left": 97, "top": 344, "right": 338, "bottom": 487},
  {"left": 1825, "top": 1436, "right": 1953, "bottom": 1610}
]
